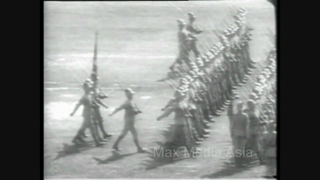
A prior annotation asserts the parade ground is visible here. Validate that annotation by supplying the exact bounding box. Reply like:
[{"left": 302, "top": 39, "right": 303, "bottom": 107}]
[{"left": 44, "top": 1, "right": 275, "bottom": 178}]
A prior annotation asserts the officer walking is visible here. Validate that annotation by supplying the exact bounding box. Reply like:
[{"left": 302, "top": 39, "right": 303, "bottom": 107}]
[{"left": 109, "top": 88, "right": 146, "bottom": 153}]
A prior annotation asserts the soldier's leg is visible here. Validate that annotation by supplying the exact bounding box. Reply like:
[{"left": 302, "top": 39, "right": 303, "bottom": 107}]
[
  {"left": 169, "top": 57, "right": 180, "bottom": 71},
  {"left": 113, "top": 123, "right": 130, "bottom": 150},
  {"left": 191, "top": 41, "right": 200, "bottom": 58},
  {"left": 167, "top": 125, "right": 183, "bottom": 149},
  {"left": 226, "top": 75, "right": 233, "bottom": 101},
  {"left": 92, "top": 116, "right": 104, "bottom": 142},
  {"left": 239, "top": 137, "right": 247, "bottom": 165},
  {"left": 196, "top": 109, "right": 210, "bottom": 135},
  {"left": 240, "top": 50, "right": 250, "bottom": 74},
  {"left": 129, "top": 125, "right": 146, "bottom": 152},
  {"left": 73, "top": 115, "right": 100, "bottom": 145},
  {"left": 188, "top": 113, "right": 201, "bottom": 141},
  {"left": 246, "top": 48, "right": 255, "bottom": 70},
  {"left": 233, "top": 137, "right": 241, "bottom": 166},
  {"left": 272, "top": 157, "right": 277, "bottom": 176},
  {"left": 94, "top": 109, "right": 112, "bottom": 138},
  {"left": 239, "top": 60, "right": 247, "bottom": 84},
  {"left": 191, "top": 113, "right": 203, "bottom": 137},
  {"left": 265, "top": 157, "right": 276, "bottom": 177},
  {"left": 72, "top": 119, "right": 88, "bottom": 144},
  {"left": 235, "top": 59, "right": 243, "bottom": 84},
  {"left": 252, "top": 135, "right": 264, "bottom": 164},
  {"left": 87, "top": 119, "right": 103, "bottom": 146},
  {"left": 245, "top": 45, "right": 256, "bottom": 69},
  {"left": 183, "top": 124, "right": 197, "bottom": 157},
  {"left": 232, "top": 60, "right": 240, "bottom": 86},
  {"left": 198, "top": 108, "right": 211, "bottom": 127}
]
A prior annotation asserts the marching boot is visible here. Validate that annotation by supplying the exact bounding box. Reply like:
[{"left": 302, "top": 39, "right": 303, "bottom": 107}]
[
  {"left": 203, "top": 109, "right": 211, "bottom": 120},
  {"left": 81, "top": 132, "right": 88, "bottom": 138},
  {"left": 217, "top": 99, "right": 223, "bottom": 111},
  {"left": 241, "top": 75, "right": 248, "bottom": 84},
  {"left": 134, "top": 139, "right": 147, "bottom": 153},
  {"left": 246, "top": 68, "right": 253, "bottom": 75},
  {"left": 202, "top": 129, "right": 210, "bottom": 135},
  {"left": 207, "top": 114, "right": 216, "bottom": 122},
  {"left": 257, "top": 152, "right": 265, "bottom": 165},
  {"left": 97, "top": 136, "right": 106, "bottom": 143},
  {"left": 234, "top": 156, "right": 243, "bottom": 168},
  {"left": 103, "top": 134, "right": 112, "bottom": 139},
  {"left": 208, "top": 115, "right": 216, "bottom": 122},
  {"left": 198, "top": 130, "right": 205, "bottom": 138},
  {"left": 194, "top": 141, "right": 201, "bottom": 146},
  {"left": 211, "top": 110, "right": 219, "bottom": 117},
  {"left": 203, "top": 122, "right": 211, "bottom": 129},
  {"left": 209, "top": 106, "right": 219, "bottom": 117},
  {"left": 78, "top": 137, "right": 86, "bottom": 143},
  {"left": 249, "top": 59, "right": 256, "bottom": 69},
  {"left": 202, "top": 134, "right": 209, "bottom": 138},
  {"left": 95, "top": 140, "right": 103, "bottom": 147},
  {"left": 92, "top": 132, "right": 104, "bottom": 147},
  {"left": 237, "top": 155, "right": 245, "bottom": 168},
  {"left": 193, "top": 132, "right": 203, "bottom": 143},
  {"left": 72, "top": 129, "right": 85, "bottom": 145},
  {"left": 72, "top": 137, "right": 81, "bottom": 145},
  {"left": 112, "top": 135, "right": 124, "bottom": 151}
]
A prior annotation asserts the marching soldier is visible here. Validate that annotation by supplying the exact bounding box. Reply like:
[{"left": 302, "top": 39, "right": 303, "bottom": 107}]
[
  {"left": 230, "top": 101, "right": 250, "bottom": 167},
  {"left": 91, "top": 72, "right": 113, "bottom": 139},
  {"left": 170, "top": 19, "right": 196, "bottom": 71},
  {"left": 186, "top": 12, "right": 203, "bottom": 58},
  {"left": 245, "top": 100, "right": 265, "bottom": 164},
  {"left": 109, "top": 88, "right": 146, "bottom": 153},
  {"left": 81, "top": 74, "right": 112, "bottom": 141},
  {"left": 70, "top": 81, "right": 103, "bottom": 147},
  {"left": 157, "top": 87, "right": 197, "bottom": 156},
  {"left": 262, "top": 120, "right": 277, "bottom": 178}
]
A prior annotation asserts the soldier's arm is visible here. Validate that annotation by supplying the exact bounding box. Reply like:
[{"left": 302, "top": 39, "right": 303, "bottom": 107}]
[
  {"left": 97, "top": 88, "right": 108, "bottom": 99},
  {"left": 70, "top": 98, "right": 82, "bottom": 116},
  {"left": 187, "top": 33, "right": 197, "bottom": 40},
  {"left": 94, "top": 98, "right": 108, "bottom": 109},
  {"left": 194, "top": 25, "right": 203, "bottom": 34},
  {"left": 162, "top": 99, "right": 175, "bottom": 111},
  {"left": 109, "top": 101, "right": 127, "bottom": 116},
  {"left": 157, "top": 106, "right": 175, "bottom": 121}
]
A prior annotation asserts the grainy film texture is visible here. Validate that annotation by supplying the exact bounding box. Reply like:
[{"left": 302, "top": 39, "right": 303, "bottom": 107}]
[{"left": 44, "top": 0, "right": 277, "bottom": 179}]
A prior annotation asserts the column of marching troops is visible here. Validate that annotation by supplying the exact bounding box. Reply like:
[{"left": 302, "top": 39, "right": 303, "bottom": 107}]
[
  {"left": 67, "top": 6, "right": 276, "bottom": 178},
  {"left": 156, "top": 7, "right": 276, "bottom": 176}
]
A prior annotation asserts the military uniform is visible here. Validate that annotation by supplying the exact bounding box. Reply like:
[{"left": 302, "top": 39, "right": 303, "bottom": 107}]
[
  {"left": 110, "top": 88, "right": 145, "bottom": 152},
  {"left": 170, "top": 19, "right": 195, "bottom": 71},
  {"left": 263, "top": 121, "right": 277, "bottom": 177},
  {"left": 70, "top": 82, "right": 102, "bottom": 147},
  {"left": 230, "top": 104, "right": 249, "bottom": 167},
  {"left": 245, "top": 103, "right": 264, "bottom": 164},
  {"left": 157, "top": 90, "right": 196, "bottom": 157},
  {"left": 186, "top": 12, "right": 203, "bottom": 57}
]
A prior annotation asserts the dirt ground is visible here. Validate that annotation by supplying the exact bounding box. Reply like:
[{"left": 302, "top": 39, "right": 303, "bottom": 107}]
[{"left": 44, "top": 0, "right": 275, "bottom": 179}]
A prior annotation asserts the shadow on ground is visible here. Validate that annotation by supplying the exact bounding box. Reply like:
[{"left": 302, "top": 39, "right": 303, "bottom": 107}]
[
  {"left": 53, "top": 142, "right": 98, "bottom": 161},
  {"left": 141, "top": 125, "right": 190, "bottom": 170},
  {"left": 93, "top": 151, "right": 136, "bottom": 165},
  {"left": 200, "top": 156, "right": 261, "bottom": 179}
]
